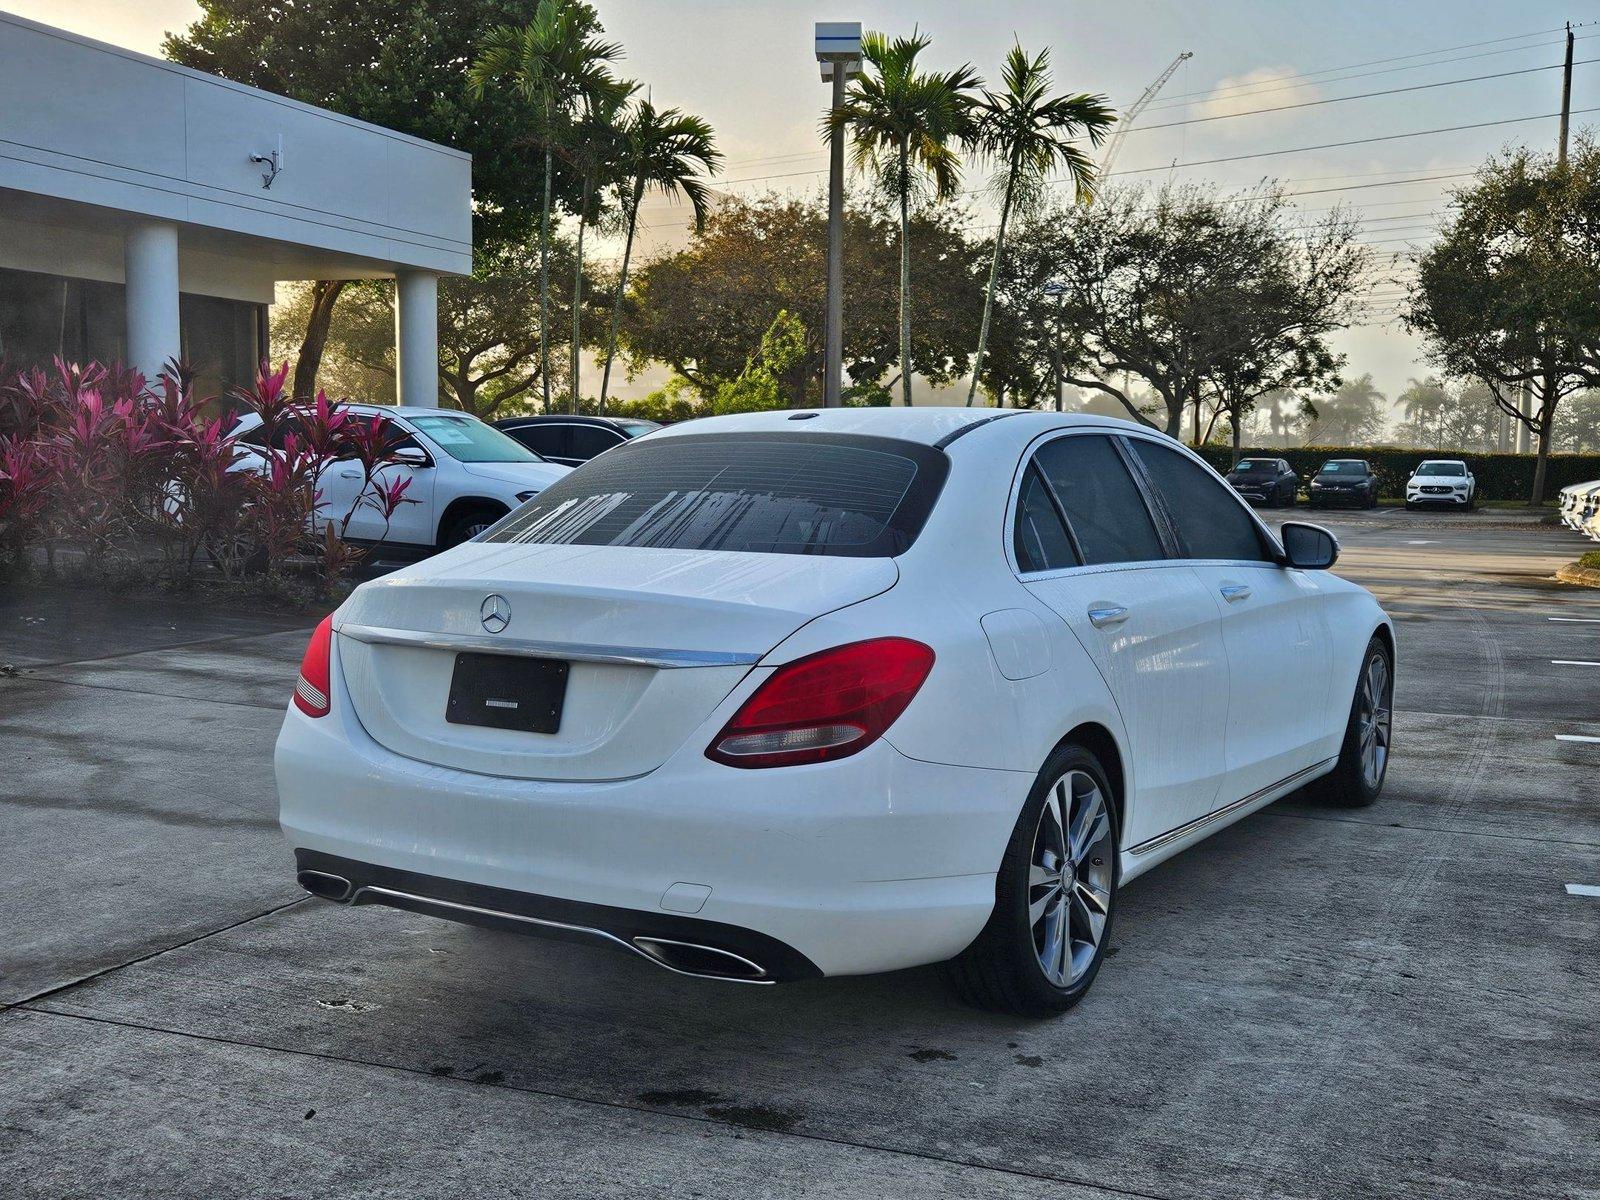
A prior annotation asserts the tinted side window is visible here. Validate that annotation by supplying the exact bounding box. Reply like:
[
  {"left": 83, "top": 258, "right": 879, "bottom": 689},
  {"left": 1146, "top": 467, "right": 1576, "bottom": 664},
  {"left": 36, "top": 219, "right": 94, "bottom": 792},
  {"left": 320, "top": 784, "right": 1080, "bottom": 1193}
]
[
  {"left": 510, "top": 424, "right": 567, "bottom": 459},
  {"left": 1014, "top": 466, "right": 1078, "bottom": 572},
  {"left": 569, "top": 425, "right": 623, "bottom": 460},
  {"left": 1034, "top": 435, "right": 1166, "bottom": 566},
  {"left": 1125, "top": 439, "right": 1271, "bottom": 562}
]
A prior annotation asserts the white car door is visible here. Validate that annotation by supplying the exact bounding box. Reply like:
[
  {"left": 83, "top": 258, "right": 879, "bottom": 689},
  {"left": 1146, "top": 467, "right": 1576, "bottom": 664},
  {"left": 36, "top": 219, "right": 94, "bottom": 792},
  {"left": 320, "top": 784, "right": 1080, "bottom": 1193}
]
[
  {"left": 1015, "top": 433, "right": 1230, "bottom": 845},
  {"left": 1123, "top": 437, "right": 1334, "bottom": 801},
  {"left": 329, "top": 419, "right": 435, "bottom": 547}
]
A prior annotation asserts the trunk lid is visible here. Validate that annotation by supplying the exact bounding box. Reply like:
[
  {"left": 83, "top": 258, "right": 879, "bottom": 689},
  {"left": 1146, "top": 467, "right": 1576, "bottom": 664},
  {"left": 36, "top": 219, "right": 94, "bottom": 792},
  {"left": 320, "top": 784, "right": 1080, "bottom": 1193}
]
[{"left": 333, "top": 541, "right": 897, "bottom": 781}]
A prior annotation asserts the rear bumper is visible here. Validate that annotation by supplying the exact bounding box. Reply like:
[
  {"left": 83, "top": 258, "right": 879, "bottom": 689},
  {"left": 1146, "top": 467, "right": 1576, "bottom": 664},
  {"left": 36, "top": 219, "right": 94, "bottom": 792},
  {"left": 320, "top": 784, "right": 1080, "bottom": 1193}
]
[{"left": 275, "top": 686, "right": 1027, "bottom": 979}]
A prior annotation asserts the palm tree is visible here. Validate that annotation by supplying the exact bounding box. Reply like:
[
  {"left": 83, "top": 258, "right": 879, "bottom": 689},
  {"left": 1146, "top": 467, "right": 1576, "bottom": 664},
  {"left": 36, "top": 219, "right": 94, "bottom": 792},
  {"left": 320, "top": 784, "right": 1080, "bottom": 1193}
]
[
  {"left": 599, "top": 99, "right": 721, "bottom": 412},
  {"left": 469, "top": 1, "right": 627, "bottom": 413},
  {"left": 965, "top": 44, "right": 1113, "bottom": 406},
  {"left": 564, "top": 83, "right": 635, "bottom": 411},
  {"left": 829, "top": 31, "right": 979, "bottom": 406}
]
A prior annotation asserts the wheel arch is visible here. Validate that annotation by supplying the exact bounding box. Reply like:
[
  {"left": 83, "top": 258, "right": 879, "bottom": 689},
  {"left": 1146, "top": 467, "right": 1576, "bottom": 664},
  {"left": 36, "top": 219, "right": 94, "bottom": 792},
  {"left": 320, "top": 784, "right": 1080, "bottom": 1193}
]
[
  {"left": 1053, "top": 722, "right": 1127, "bottom": 849},
  {"left": 436, "top": 496, "right": 510, "bottom": 545}
]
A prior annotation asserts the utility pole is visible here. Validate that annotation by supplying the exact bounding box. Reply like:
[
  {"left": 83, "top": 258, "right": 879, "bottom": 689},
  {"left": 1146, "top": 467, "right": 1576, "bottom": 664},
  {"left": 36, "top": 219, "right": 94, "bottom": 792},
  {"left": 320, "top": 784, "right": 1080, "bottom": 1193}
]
[
  {"left": 1559, "top": 21, "right": 1575, "bottom": 168},
  {"left": 817, "top": 23, "right": 863, "bottom": 408}
]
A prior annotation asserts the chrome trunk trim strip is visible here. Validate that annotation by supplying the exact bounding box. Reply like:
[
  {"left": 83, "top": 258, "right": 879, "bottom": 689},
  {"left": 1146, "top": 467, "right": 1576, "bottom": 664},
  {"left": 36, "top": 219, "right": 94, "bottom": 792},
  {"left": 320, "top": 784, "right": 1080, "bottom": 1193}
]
[{"left": 336, "top": 622, "right": 761, "bottom": 669}]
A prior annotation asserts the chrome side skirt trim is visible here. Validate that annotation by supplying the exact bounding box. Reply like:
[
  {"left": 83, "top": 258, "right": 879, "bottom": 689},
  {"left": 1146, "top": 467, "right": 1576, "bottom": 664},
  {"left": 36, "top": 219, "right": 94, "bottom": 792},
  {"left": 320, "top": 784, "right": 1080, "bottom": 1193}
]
[
  {"left": 349, "top": 885, "right": 775, "bottom": 984},
  {"left": 336, "top": 622, "right": 761, "bottom": 669},
  {"left": 1128, "top": 757, "right": 1338, "bottom": 857}
]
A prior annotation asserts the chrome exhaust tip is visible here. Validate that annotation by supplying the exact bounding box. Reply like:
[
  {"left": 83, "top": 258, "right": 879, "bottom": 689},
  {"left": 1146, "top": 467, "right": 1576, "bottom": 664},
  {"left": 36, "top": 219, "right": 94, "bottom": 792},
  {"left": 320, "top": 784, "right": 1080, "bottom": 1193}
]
[
  {"left": 631, "top": 936, "right": 770, "bottom": 982},
  {"left": 297, "top": 869, "right": 354, "bottom": 902}
]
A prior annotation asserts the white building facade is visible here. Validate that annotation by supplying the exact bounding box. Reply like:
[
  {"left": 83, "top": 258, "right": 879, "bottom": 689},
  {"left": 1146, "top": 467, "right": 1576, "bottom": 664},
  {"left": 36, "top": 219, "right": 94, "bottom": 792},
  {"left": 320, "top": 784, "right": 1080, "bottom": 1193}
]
[{"left": 0, "top": 13, "right": 472, "bottom": 404}]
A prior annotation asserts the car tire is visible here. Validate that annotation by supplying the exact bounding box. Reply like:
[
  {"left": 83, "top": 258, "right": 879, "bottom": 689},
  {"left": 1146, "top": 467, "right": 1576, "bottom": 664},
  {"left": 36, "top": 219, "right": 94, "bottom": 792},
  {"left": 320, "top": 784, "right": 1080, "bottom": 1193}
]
[
  {"left": 1314, "top": 635, "right": 1393, "bottom": 809},
  {"left": 438, "top": 504, "right": 506, "bottom": 550},
  {"left": 945, "top": 744, "right": 1120, "bottom": 1017}
]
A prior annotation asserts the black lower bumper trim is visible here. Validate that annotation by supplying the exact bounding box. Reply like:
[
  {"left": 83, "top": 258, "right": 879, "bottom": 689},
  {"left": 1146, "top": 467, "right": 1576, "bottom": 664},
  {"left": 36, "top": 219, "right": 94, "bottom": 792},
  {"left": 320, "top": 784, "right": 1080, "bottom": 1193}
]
[{"left": 292, "top": 849, "right": 822, "bottom": 983}]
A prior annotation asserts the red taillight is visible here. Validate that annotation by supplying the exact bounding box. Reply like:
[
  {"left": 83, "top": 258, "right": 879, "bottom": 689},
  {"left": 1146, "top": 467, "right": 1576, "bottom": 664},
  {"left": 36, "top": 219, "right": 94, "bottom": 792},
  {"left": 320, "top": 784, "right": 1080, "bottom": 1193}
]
[
  {"left": 706, "top": 638, "right": 935, "bottom": 769},
  {"left": 293, "top": 615, "right": 334, "bottom": 718}
]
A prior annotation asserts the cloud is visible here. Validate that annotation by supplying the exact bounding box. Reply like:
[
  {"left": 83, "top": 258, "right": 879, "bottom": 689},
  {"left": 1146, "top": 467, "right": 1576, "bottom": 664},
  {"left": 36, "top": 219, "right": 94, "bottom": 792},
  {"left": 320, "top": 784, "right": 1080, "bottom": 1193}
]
[{"left": 1196, "top": 68, "right": 1320, "bottom": 133}]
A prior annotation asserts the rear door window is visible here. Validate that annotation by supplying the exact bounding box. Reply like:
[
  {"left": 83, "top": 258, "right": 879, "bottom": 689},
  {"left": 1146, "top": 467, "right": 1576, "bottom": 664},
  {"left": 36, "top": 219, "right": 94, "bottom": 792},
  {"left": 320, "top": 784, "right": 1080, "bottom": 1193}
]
[
  {"left": 1033, "top": 435, "right": 1166, "bottom": 566},
  {"left": 1125, "top": 439, "right": 1272, "bottom": 562},
  {"left": 483, "top": 432, "right": 949, "bottom": 557},
  {"left": 508, "top": 424, "right": 568, "bottom": 459},
  {"left": 569, "top": 424, "right": 624, "bottom": 460}
]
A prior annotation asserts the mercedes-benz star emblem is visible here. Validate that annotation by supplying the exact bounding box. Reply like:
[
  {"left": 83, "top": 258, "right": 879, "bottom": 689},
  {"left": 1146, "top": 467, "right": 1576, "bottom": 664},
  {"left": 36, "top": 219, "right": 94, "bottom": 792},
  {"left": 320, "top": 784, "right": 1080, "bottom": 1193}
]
[{"left": 480, "top": 594, "right": 511, "bottom": 634}]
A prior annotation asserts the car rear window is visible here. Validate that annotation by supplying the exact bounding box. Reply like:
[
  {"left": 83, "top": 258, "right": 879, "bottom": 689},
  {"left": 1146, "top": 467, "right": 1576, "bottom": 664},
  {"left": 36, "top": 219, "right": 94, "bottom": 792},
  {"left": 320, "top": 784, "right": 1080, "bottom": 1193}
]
[{"left": 482, "top": 432, "right": 949, "bottom": 557}]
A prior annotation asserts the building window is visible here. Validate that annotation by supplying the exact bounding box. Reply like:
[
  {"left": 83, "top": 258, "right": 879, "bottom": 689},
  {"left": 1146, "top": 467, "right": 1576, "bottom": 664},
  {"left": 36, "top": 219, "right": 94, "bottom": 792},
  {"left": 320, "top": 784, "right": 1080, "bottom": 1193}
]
[{"left": 0, "top": 265, "right": 263, "bottom": 394}]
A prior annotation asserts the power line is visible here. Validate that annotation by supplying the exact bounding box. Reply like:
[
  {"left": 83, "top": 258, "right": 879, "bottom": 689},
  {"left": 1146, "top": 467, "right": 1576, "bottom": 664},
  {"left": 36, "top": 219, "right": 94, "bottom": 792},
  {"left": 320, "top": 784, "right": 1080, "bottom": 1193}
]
[
  {"left": 1130, "top": 59, "right": 1593, "bottom": 134},
  {"left": 1099, "top": 106, "right": 1600, "bottom": 179}
]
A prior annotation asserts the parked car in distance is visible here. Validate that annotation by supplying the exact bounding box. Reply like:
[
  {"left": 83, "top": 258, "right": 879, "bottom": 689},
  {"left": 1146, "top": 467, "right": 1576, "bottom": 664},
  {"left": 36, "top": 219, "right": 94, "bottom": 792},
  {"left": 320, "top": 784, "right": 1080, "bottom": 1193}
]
[
  {"left": 278, "top": 409, "right": 1394, "bottom": 1018},
  {"left": 494, "top": 414, "right": 663, "bottom": 466},
  {"left": 1225, "top": 457, "right": 1298, "bottom": 507},
  {"left": 1405, "top": 459, "right": 1476, "bottom": 510},
  {"left": 1308, "top": 459, "right": 1379, "bottom": 509},
  {"left": 231, "top": 405, "right": 570, "bottom": 554},
  {"left": 1559, "top": 479, "right": 1600, "bottom": 540}
]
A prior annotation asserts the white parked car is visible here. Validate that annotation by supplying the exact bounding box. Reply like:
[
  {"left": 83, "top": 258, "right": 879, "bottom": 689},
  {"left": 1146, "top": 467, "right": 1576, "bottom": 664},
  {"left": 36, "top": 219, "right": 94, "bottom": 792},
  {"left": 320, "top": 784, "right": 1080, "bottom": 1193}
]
[
  {"left": 1404, "top": 459, "right": 1476, "bottom": 510},
  {"left": 231, "top": 404, "right": 570, "bottom": 553},
  {"left": 276, "top": 409, "right": 1395, "bottom": 1016},
  {"left": 1559, "top": 479, "right": 1600, "bottom": 540}
]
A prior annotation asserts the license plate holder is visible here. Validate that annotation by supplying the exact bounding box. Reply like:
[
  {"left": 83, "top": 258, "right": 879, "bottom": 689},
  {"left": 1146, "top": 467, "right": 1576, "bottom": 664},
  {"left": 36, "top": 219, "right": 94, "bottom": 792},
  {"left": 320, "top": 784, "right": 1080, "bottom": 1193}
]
[{"left": 446, "top": 652, "right": 568, "bottom": 733}]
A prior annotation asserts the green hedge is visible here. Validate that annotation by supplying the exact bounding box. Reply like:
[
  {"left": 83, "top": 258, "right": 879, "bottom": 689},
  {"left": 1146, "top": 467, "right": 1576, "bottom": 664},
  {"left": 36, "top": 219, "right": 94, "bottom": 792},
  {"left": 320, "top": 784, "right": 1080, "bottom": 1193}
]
[{"left": 1193, "top": 445, "right": 1600, "bottom": 502}]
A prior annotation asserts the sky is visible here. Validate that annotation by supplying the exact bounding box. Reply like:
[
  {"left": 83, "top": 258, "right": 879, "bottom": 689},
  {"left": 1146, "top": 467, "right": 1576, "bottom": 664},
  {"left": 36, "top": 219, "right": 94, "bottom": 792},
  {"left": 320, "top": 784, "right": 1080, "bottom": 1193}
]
[{"left": 12, "top": 0, "right": 1598, "bottom": 409}]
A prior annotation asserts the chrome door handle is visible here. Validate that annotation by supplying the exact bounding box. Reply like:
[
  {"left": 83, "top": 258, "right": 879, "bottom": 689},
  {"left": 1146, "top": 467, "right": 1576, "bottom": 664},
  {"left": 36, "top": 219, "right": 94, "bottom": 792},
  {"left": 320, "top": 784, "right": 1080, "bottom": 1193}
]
[
  {"left": 1220, "top": 585, "right": 1253, "bottom": 603},
  {"left": 1087, "top": 605, "right": 1129, "bottom": 628}
]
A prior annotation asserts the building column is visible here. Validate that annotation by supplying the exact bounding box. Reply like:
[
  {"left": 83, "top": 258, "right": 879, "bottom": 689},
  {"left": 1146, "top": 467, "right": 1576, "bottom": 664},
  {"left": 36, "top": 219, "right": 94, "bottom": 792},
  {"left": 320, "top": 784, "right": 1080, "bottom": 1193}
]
[
  {"left": 394, "top": 269, "right": 439, "bottom": 407},
  {"left": 123, "top": 220, "right": 181, "bottom": 382}
]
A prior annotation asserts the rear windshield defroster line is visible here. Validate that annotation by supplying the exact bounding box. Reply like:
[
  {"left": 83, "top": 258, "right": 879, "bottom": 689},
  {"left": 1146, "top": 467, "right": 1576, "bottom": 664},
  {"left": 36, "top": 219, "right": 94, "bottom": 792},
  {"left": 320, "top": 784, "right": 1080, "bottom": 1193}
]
[{"left": 482, "top": 431, "right": 951, "bottom": 558}]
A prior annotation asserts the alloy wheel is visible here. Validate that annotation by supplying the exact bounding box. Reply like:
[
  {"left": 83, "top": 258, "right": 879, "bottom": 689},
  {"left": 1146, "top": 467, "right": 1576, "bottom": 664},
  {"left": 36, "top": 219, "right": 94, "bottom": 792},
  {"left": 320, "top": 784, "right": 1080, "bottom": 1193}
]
[
  {"left": 1358, "top": 652, "right": 1392, "bottom": 790},
  {"left": 1028, "top": 770, "right": 1115, "bottom": 987}
]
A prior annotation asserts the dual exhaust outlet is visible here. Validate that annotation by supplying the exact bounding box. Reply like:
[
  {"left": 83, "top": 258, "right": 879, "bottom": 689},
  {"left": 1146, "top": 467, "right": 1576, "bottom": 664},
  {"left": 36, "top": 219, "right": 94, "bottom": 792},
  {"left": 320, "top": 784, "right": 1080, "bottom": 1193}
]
[{"left": 296, "top": 869, "right": 771, "bottom": 984}]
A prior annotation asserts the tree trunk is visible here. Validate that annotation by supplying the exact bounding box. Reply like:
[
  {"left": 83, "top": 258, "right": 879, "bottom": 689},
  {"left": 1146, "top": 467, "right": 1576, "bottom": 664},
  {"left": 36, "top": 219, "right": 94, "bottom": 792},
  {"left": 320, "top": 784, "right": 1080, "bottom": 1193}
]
[
  {"left": 538, "top": 148, "right": 553, "bottom": 414},
  {"left": 898, "top": 138, "right": 913, "bottom": 408},
  {"left": 571, "top": 173, "right": 592, "bottom": 414},
  {"left": 1530, "top": 374, "right": 1555, "bottom": 506},
  {"left": 1231, "top": 406, "right": 1243, "bottom": 454},
  {"left": 600, "top": 175, "right": 645, "bottom": 415},
  {"left": 966, "top": 166, "right": 1016, "bottom": 407},
  {"left": 292, "top": 280, "right": 349, "bottom": 399}
]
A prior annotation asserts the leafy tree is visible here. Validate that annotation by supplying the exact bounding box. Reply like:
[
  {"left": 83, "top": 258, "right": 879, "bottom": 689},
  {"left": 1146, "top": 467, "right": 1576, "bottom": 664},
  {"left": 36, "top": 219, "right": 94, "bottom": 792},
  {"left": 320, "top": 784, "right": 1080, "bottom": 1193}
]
[
  {"left": 829, "top": 31, "right": 979, "bottom": 405},
  {"left": 1305, "top": 373, "right": 1388, "bottom": 445},
  {"left": 598, "top": 100, "right": 721, "bottom": 411},
  {"left": 621, "top": 195, "right": 983, "bottom": 403},
  {"left": 711, "top": 312, "right": 809, "bottom": 413},
  {"left": 1405, "top": 137, "right": 1600, "bottom": 503},
  {"left": 469, "top": 1, "right": 628, "bottom": 413},
  {"left": 1554, "top": 389, "right": 1600, "bottom": 452},
  {"left": 963, "top": 43, "right": 1112, "bottom": 405},
  {"left": 165, "top": 0, "right": 554, "bottom": 398},
  {"left": 1393, "top": 378, "right": 1453, "bottom": 448}
]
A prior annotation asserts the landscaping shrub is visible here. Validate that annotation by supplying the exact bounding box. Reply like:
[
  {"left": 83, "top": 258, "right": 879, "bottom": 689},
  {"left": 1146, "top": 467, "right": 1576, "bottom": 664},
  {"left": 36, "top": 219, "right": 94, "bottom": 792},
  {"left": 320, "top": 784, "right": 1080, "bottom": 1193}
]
[
  {"left": 1194, "top": 445, "right": 1600, "bottom": 503},
  {"left": 0, "top": 357, "right": 407, "bottom": 596}
]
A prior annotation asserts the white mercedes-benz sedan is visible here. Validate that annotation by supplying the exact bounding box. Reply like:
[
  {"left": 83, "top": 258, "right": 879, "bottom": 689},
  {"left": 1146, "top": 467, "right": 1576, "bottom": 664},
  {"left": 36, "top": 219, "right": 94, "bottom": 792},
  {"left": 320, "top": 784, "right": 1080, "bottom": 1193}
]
[{"left": 276, "top": 409, "right": 1395, "bottom": 1016}]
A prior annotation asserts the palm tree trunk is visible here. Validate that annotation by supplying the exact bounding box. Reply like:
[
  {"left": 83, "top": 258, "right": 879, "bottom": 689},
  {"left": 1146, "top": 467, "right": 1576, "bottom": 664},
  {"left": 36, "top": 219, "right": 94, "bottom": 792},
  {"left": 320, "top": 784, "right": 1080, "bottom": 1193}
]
[
  {"left": 966, "top": 167, "right": 1017, "bottom": 407},
  {"left": 898, "top": 138, "right": 913, "bottom": 408},
  {"left": 538, "top": 147, "right": 553, "bottom": 414},
  {"left": 600, "top": 175, "right": 645, "bottom": 414},
  {"left": 571, "top": 173, "right": 592, "bottom": 414}
]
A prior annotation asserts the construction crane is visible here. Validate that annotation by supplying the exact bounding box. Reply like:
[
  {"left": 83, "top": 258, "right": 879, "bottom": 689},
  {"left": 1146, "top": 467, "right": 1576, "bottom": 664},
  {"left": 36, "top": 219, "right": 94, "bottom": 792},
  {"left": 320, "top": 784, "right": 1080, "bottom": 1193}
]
[{"left": 1098, "top": 51, "right": 1193, "bottom": 177}]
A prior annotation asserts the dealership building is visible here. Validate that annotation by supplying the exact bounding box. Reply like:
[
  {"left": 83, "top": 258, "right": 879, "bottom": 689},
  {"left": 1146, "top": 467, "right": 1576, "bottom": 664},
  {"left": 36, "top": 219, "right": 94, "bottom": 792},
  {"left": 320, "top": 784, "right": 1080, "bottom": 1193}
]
[{"left": 0, "top": 12, "right": 471, "bottom": 403}]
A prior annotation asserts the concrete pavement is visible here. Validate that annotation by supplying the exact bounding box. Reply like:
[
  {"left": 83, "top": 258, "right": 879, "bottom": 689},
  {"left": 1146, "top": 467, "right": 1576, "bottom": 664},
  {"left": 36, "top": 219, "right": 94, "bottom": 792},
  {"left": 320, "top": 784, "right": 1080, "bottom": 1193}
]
[{"left": 2, "top": 510, "right": 1597, "bottom": 1199}]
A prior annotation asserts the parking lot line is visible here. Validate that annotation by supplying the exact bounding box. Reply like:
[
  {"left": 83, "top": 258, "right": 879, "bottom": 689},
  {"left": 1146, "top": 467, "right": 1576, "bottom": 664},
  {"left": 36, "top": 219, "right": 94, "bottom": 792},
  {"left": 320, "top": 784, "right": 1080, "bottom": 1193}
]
[
  {"left": 1555, "top": 734, "right": 1600, "bottom": 743},
  {"left": 1548, "top": 617, "right": 1600, "bottom": 623},
  {"left": 1565, "top": 884, "right": 1600, "bottom": 898},
  {"left": 1550, "top": 660, "right": 1600, "bottom": 667}
]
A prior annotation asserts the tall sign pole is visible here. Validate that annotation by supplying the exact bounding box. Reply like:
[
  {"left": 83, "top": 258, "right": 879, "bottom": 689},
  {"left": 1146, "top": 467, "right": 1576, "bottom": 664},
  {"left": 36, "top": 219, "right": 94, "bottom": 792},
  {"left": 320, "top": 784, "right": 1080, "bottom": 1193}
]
[
  {"left": 1559, "top": 21, "right": 1574, "bottom": 169},
  {"left": 817, "top": 23, "right": 862, "bottom": 408}
]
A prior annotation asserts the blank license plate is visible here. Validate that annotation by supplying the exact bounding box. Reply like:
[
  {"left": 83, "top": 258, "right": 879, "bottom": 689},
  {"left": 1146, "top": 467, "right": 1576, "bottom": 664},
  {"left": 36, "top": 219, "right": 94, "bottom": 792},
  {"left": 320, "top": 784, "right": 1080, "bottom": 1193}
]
[{"left": 446, "top": 653, "right": 568, "bottom": 734}]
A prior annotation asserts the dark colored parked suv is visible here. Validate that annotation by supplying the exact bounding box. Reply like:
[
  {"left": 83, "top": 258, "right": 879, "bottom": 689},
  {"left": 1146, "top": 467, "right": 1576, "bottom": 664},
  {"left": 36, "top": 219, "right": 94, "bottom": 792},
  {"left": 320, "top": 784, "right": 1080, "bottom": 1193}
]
[
  {"left": 1308, "top": 459, "right": 1379, "bottom": 509},
  {"left": 1224, "top": 457, "right": 1298, "bottom": 507},
  {"left": 494, "top": 414, "right": 662, "bottom": 466}
]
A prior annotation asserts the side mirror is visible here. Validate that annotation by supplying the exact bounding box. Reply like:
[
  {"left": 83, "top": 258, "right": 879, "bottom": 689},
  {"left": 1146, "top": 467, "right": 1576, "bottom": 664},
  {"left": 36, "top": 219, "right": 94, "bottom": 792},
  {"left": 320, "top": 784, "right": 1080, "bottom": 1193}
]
[
  {"left": 391, "top": 446, "right": 431, "bottom": 468},
  {"left": 1280, "top": 521, "right": 1339, "bottom": 570}
]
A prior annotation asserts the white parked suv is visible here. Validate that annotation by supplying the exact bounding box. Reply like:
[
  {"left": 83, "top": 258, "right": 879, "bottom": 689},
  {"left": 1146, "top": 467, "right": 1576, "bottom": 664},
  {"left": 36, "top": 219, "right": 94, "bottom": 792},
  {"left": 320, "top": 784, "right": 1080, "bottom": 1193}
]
[
  {"left": 1405, "top": 459, "right": 1476, "bottom": 510},
  {"left": 276, "top": 409, "right": 1395, "bottom": 1016},
  {"left": 231, "top": 404, "right": 570, "bottom": 553}
]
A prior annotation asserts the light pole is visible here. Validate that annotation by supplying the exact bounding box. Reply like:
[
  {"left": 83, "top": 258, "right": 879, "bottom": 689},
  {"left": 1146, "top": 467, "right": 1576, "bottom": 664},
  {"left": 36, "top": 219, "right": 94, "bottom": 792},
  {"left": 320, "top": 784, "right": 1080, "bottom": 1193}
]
[
  {"left": 816, "top": 22, "right": 862, "bottom": 408},
  {"left": 1042, "top": 279, "right": 1068, "bottom": 412}
]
